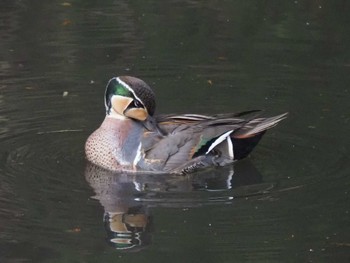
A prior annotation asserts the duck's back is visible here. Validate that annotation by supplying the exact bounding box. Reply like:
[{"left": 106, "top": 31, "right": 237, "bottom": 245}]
[{"left": 138, "top": 112, "right": 287, "bottom": 174}]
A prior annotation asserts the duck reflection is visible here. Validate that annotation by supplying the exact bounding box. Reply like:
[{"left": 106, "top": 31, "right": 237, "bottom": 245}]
[{"left": 84, "top": 160, "right": 263, "bottom": 251}]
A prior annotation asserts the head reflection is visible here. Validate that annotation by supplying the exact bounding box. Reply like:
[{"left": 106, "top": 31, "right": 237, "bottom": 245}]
[
  {"left": 85, "top": 160, "right": 262, "bottom": 251},
  {"left": 104, "top": 208, "right": 151, "bottom": 250}
]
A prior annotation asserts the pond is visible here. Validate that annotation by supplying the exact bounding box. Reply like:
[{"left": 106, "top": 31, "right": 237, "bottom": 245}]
[{"left": 0, "top": 1, "right": 349, "bottom": 262}]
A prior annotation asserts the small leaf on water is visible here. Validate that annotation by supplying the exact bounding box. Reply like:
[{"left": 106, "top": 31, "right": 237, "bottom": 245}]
[
  {"left": 66, "top": 227, "right": 81, "bottom": 233},
  {"left": 61, "top": 2, "right": 72, "bottom": 7},
  {"left": 62, "top": 19, "right": 72, "bottom": 26}
]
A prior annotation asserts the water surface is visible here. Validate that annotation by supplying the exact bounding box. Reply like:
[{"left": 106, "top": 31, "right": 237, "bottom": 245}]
[{"left": 0, "top": 1, "right": 349, "bottom": 262}]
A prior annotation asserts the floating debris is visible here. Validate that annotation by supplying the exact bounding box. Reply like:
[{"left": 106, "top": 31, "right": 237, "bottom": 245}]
[
  {"left": 62, "top": 19, "right": 72, "bottom": 26},
  {"left": 37, "top": 129, "right": 83, "bottom": 135},
  {"left": 61, "top": 2, "right": 72, "bottom": 7}
]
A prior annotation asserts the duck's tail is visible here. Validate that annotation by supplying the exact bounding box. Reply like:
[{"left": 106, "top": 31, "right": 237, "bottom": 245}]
[{"left": 232, "top": 112, "right": 288, "bottom": 160}]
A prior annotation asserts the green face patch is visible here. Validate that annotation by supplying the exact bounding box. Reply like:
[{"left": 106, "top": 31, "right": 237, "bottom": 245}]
[
  {"left": 115, "top": 83, "right": 132, "bottom": 97},
  {"left": 105, "top": 78, "right": 134, "bottom": 114}
]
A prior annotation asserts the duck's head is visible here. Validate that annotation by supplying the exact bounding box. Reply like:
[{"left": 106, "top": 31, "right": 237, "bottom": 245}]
[{"left": 105, "top": 76, "right": 156, "bottom": 123}]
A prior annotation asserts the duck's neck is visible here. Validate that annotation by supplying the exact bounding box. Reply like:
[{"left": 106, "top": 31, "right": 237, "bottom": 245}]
[
  {"left": 106, "top": 108, "right": 127, "bottom": 120},
  {"left": 85, "top": 115, "right": 144, "bottom": 171},
  {"left": 103, "top": 115, "right": 144, "bottom": 165}
]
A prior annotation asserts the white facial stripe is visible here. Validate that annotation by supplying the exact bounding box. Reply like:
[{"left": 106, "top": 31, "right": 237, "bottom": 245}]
[
  {"left": 108, "top": 108, "right": 127, "bottom": 120},
  {"left": 116, "top": 77, "right": 146, "bottom": 108},
  {"left": 105, "top": 78, "right": 114, "bottom": 111}
]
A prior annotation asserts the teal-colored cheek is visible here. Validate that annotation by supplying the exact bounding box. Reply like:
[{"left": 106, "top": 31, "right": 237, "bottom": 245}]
[{"left": 115, "top": 84, "right": 132, "bottom": 97}]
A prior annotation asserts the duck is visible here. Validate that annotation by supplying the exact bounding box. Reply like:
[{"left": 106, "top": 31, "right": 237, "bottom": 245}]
[{"left": 85, "top": 76, "right": 287, "bottom": 174}]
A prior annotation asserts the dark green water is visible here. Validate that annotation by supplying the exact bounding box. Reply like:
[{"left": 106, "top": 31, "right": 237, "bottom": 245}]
[{"left": 0, "top": 1, "right": 349, "bottom": 262}]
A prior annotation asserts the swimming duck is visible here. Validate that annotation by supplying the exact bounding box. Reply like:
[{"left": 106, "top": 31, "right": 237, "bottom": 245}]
[{"left": 85, "top": 76, "right": 287, "bottom": 174}]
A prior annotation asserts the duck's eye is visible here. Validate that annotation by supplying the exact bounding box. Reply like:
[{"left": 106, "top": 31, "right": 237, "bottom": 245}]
[{"left": 133, "top": 100, "right": 143, "bottom": 108}]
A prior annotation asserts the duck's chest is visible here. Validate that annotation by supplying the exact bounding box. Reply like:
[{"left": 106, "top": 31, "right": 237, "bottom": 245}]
[{"left": 85, "top": 118, "right": 144, "bottom": 170}]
